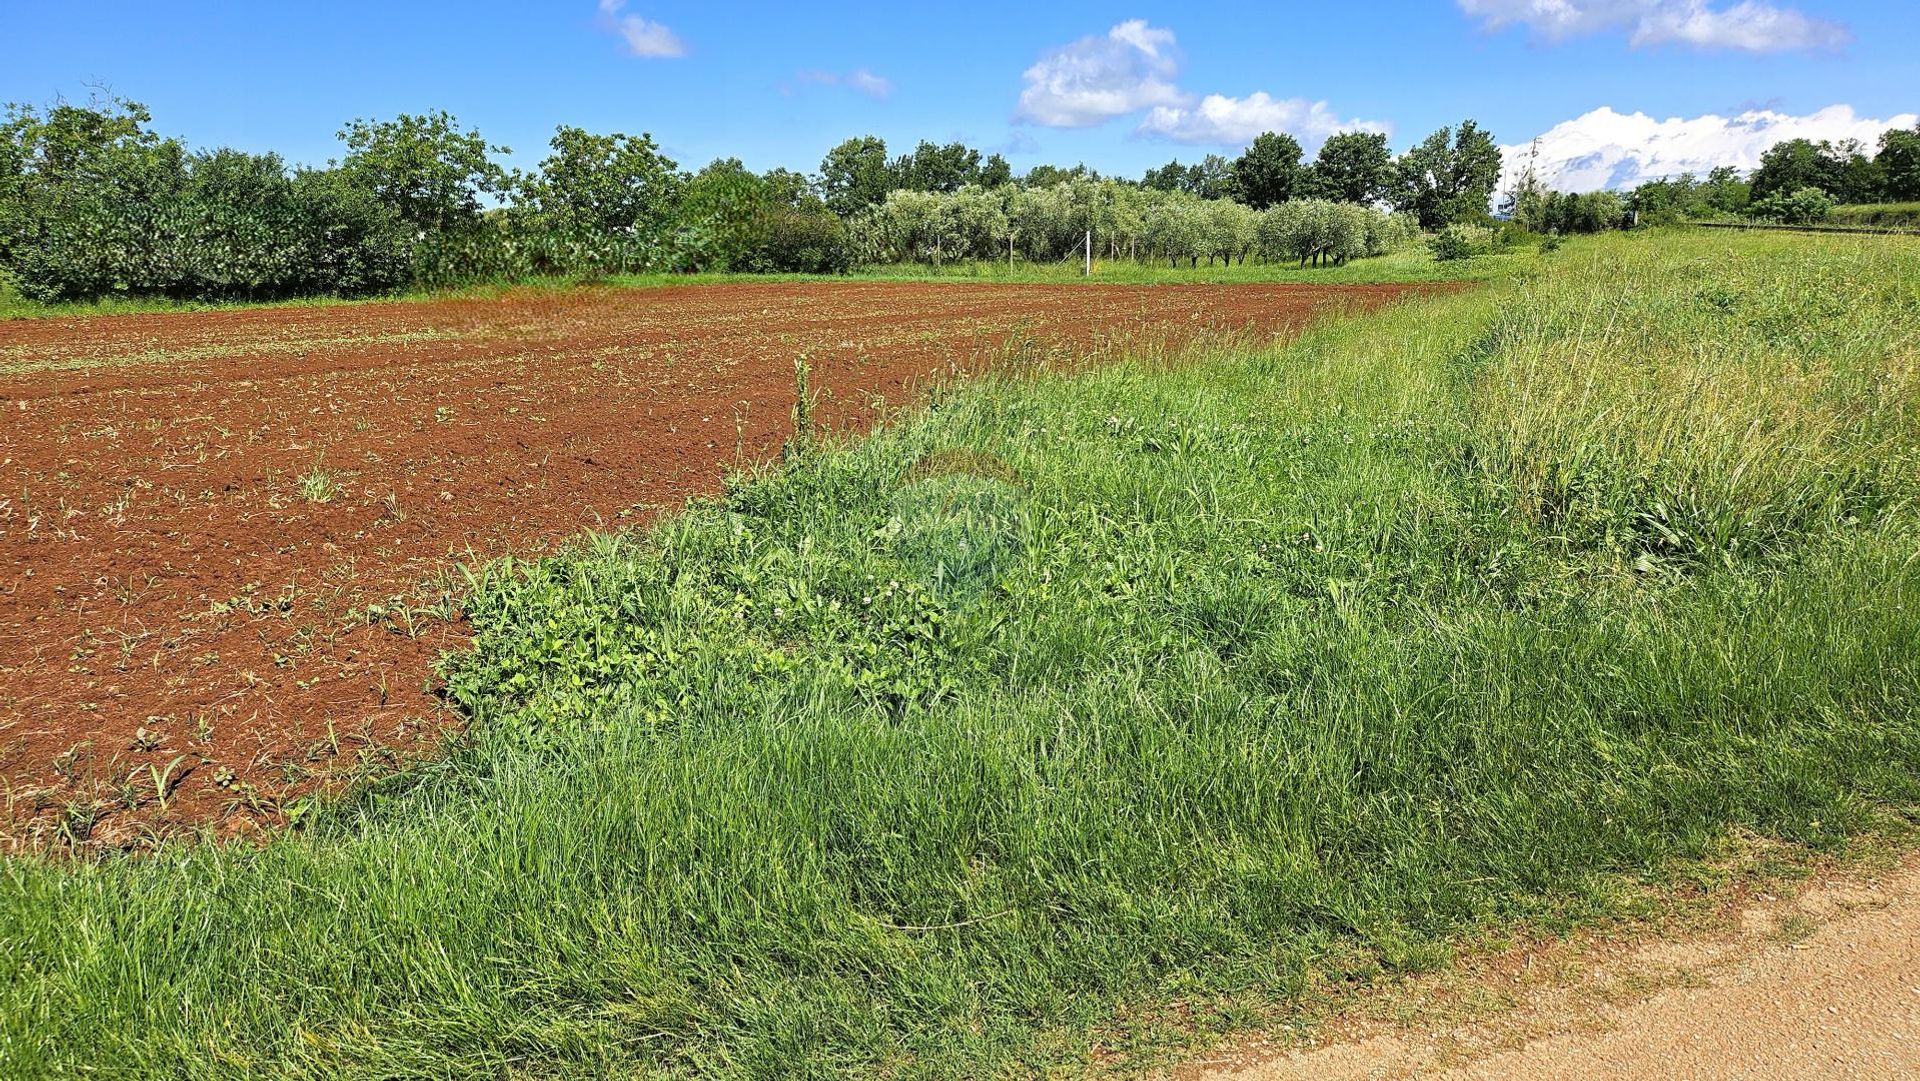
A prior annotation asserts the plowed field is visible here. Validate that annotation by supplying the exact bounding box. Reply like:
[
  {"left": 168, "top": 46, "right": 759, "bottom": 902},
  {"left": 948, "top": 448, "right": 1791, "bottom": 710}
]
[{"left": 0, "top": 280, "right": 1441, "bottom": 846}]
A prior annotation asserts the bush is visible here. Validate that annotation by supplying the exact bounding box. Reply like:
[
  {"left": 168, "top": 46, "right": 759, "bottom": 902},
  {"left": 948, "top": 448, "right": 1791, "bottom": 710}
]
[
  {"left": 1427, "top": 224, "right": 1489, "bottom": 261},
  {"left": 746, "top": 207, "right": 851, "bottom": 274},
  {"left": 1750, "top": 186, "right": 1836, "bottom": 226}
]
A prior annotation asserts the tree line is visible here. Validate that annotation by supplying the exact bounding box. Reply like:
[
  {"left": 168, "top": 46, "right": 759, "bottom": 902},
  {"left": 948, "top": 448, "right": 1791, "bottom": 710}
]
[
  {"left": 0, "top": 95, "right": 1508, "bottom": 302},
  {"left": 5, "top": 92, "right": 1916, "bottom": 304},
  {"left": 1624, "top": 126, "right": 1920, "bottom": 227}
]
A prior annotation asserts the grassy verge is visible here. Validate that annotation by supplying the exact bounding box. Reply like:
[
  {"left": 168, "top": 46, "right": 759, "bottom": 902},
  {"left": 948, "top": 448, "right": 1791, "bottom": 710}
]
[
  {"left": 0, "top": 246, "right": 1504, "bottom": 320},
  {"left": 1828, "top": 201, "right": 1920, "bottom": 230},
  {"left": 3, "top": 231, "right": 1919, "bottom": 1077}
]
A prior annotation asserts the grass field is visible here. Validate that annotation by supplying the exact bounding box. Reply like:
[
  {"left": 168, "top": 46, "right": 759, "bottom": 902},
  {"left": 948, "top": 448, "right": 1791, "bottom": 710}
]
[
  {"left": 1827, "top": 202, "right": 1920, "bottom": 230},
  {"left": 0, "top": 245, "right": 1520, "bottom": 321},
  {"left": 3, "top": 230, "right": 1918, "bottom": 1077}
]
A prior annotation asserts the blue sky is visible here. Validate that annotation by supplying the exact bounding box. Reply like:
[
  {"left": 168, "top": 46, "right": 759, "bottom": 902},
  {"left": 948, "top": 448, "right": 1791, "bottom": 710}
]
[{"left": 7, "top": 1, "right": 1916, "bottom": 189}]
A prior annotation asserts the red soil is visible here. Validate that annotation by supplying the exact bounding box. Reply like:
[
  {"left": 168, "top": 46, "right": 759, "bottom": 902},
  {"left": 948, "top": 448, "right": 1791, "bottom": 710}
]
[{"left": 0, "top": 280, "right": 1439, "bottom": 848}]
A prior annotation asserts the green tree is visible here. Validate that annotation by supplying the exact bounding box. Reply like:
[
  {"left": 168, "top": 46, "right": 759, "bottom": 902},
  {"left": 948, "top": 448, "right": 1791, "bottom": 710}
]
[
  {"left": 1024, "top": 163, "right": 1098, "bottom": 188},
  {"left": 1229, "top": 131, "right": 1302, "bottom": 209},
  {"left": 336, "top": 111, "right": 509, "bottom": 236},
  {"left": 1699, "top": 166, "right": 1751, "bottom": 214},
  {"left": 1305, "top": 131, "right": 1394, "bottom": 205},
  {"left": 978, "top": 153, "right": 1013, "bottom": 188},
  {"left": 1748, "top": 138, "right": 1838, "bottom": 202},
  {"left": 1141, "top": 159, "right": 1189, "bottom": 192},
  {"left": 1825, "top": 139, "right": 1884, "bottom": 204},
  {"left": 519, "top": 126, "right": 681, "bottom": 236},
  {"left": 1189, "top": 154, "right": 1238, "bottom": 201},
  {"left": 285, "top": 167, "right": 411, "bottom": 294},
  {"left": 1879, "top": 125, "right": 1920, "bottom": 201},
  {"left": 894, "top": 140, "right": 982, "bottom": 194},
  {"left": 677, "top": 158, "right": 770, "bottom": 270},
  {"left": 760, "top": 167, "right": 815, "bottom": 209},
  {"left": 1393, "top": 120, "right": 1502, "bottom": 229},
  {"left": 818, "top": 136, "right": 894, "bottom": 217},
  {"left": 0, "top": 97, "right": 191, "bottom": 300}
]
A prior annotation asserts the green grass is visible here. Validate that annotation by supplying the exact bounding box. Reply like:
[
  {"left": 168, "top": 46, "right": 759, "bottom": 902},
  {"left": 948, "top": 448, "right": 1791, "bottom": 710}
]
[
  {"left": 0, "top": 244, "right": 1499, "bottom": 320},
  {"left": 4, "top": 231, "right": 1919, "bottom": 1078},
  {"left": 1827, "top": 202, "right": 1920, "bottom": 230}
]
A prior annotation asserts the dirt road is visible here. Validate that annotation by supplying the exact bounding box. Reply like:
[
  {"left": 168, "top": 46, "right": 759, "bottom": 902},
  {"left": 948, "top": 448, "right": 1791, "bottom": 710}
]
[{"left": 1194, "top": 856, "right": 1920, "bottom": 1080}]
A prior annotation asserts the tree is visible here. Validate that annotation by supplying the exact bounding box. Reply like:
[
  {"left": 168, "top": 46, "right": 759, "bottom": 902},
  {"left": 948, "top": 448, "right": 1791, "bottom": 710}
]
[
  {"left": 1393, "top": 120, "right": 1502, "bottom": 229},
  {"left": 1879, "top": 125, "right": 1920, "bottom": 201},
  {"left": 978, "top": 153, "right": 1013, "bottom": 189},
  {"left": 677, "top": 158, "right": 770, "bottom": 269},
  {"left": 1143, "top": 194, "right": 1206, "bottom": 267},
  {"left": 336, "top": 111, "right": 509, "bottom": 236},
  {"left": 1192, "top": 154, "right": 1238, "bottom": 200},
  {"left": 1501, "top": 138, "right": 1549, "bottom": 230},
  {"left": 1230, "top": 131, "right": 1302, "bottom": 209},
  {"left": 1305, "top": 131, "right": 1394, "bottom": 205},
  {"left": 1023, "top": 163, "right": 1097, "bottom": 188},
  {"left": 1825, "top": 139, "right": 1884, "bottom": 204},
  {"left": 818, "top": 136, "right": 894, "bottom": 217},
  {"left": 1204, "top": 199, "right": 1259, "bottom": 263},
  {"left": 519, "top": 126, "right": 681, "bottom": 237},
  {"left": 894, "top": 140, "right": 983, "bottom": 193},
  {"left": 1141, "top": 159, "right": 1189, "bottom": 192},
  {"left": 1, "top": 97, "right": 192, "bottom": 300},
  {"left": 760, "top": 167, "right": 814, "bottom": 209},
  {"left": 1699, "top": 166, "right": 1751, "bottom": 214},
  {"left": 1748, "top": 139, "right": 1838, "bottom": 202}
]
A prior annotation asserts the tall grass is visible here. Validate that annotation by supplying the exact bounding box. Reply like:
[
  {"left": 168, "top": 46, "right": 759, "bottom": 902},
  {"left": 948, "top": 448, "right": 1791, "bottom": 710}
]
[
  {"left": 3, "top": 231, "right": 1918, "bottom": 1078},
  {"left": 1827, "top": 202, "right": 1920, "bottom": 230}
]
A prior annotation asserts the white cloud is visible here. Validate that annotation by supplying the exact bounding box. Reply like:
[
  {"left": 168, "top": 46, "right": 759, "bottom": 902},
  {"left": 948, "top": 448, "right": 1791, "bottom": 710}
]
[
  {"left": 1459, "top": 0, "right": 1850, "bottom": 52},
  {"left": 1014, "top": 21, "right": 1384, "bottom": 149},
  {"left": 846, "top": 70, "right": 893, "bottom": 99},
  {"left": 1014, "top": 19, "right": 1188, "bottom": 128},
  {"left": 1500, "top": 103, "right": 1919, "bottom": 192},
  {"left": 787, "top": 69, "right": 894, "bottom": 100},
  {"left": 597, "top": 0, "right": 686, "bottom": 59},
  {"left": 1137, "top": 93, "right": 1388, "bottom": 148}
]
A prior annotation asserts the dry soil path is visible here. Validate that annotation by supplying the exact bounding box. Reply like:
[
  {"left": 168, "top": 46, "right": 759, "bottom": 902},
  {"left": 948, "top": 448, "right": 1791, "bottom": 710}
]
[{"left": 1192, "top": 856, "right": 1920, "bottom": 1080}]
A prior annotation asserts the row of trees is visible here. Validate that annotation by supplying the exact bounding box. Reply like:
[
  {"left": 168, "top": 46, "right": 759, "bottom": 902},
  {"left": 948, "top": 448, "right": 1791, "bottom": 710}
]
[
  {"left": 0, "top": 97, "right": 1482, "bottom": 303},
  {"left": 15, "top": 90, "right": 1904, "bottom": 304},
  {"left": 845, "top": 183, "right": 1416, "bottom": 267},
  {"left": 1621, "top": 125, "right": 1920, "bottom": 227},
  {"left": 1137, "top": 123, "right": 1503, "bottom": 230},
  {"left": 0, "top": 98, "right": 861, "bottom": 301}
]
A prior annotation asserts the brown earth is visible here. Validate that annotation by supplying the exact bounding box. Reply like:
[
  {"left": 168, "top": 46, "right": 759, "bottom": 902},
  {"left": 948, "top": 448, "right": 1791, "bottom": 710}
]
[
  {"left": 0, "top": 280, "right": 1439, "bottom": 849},
  {"left": 1183, "top": 852, "right": 1920, "bottom": 1080}
]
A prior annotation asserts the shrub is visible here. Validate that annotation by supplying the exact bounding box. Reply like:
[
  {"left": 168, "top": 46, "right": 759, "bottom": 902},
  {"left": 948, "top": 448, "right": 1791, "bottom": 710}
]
[
  {"left": 1427, "top": 224, "right": 1488, "bottom": 261},
  {"left": 746, "top": 207, "right": 851, "bottom": 274},
  {"left": 1750, "top": 186, "right": 1836, "bottom": 226}
]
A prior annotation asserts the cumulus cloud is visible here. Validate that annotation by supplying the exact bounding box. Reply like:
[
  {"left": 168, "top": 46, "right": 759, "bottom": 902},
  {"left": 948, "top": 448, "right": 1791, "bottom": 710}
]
[
  {"left": 1459, "top": 0, "right": 1850, "bottom": 52},
  {"left": 1137, "top": 93, "right": 1388, "bottom": 147},
  {"left": 1499, "top": 103, "right": 1919, "bottom": 192},
  {"left": 786, "top": 69, "right": 894, "bottom": 100},
  {"left": 1014, "top": 21, "right": 1385, "bottom": 149},
  {"left": 597, "top": 0, "right": 686, "bottom": 59},
  {"left": 1014, "top": 19, "right": 1188, "bottom": 128}
]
